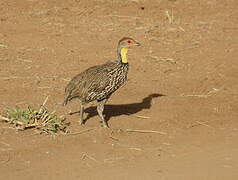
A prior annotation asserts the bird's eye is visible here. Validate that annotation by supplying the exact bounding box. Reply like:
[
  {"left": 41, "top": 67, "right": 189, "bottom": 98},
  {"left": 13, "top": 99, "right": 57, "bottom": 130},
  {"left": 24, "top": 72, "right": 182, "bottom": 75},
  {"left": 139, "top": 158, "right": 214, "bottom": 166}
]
[{"left": 127, "top": 40, "right": 131, "bottom": 43}]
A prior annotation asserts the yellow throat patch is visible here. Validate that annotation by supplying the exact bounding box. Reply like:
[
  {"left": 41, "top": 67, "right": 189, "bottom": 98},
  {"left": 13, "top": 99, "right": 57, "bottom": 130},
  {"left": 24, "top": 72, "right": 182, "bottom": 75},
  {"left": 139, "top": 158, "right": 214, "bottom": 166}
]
[{"left": 120, "top": 48, "right": 128, "bottom": 63}]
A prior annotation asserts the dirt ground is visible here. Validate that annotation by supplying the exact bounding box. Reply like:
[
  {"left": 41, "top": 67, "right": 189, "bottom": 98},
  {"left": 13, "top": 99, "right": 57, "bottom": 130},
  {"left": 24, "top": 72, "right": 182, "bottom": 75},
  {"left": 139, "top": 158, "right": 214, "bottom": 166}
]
[{"left": 0, "top": 0, "right": 238, "bottom": 179}]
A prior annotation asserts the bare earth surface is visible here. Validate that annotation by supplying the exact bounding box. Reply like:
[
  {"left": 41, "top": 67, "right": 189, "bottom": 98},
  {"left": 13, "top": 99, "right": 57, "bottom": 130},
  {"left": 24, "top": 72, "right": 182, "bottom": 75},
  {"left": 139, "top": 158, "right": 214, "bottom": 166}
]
[{"left": 0, "top": 0, "right": 238, "bottom": 179}]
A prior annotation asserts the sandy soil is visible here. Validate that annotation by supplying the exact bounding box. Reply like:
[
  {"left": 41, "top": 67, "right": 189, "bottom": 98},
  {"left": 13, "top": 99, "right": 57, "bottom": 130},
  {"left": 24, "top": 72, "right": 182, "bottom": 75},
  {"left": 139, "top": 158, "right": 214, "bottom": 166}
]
[{"left": 0, "top": 0, "right": 238, "bottom": 179}]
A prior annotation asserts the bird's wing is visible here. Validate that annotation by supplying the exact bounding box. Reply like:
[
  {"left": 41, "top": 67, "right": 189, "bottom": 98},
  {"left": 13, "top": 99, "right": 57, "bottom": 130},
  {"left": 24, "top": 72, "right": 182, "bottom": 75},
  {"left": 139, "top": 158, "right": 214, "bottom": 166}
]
[
  {"left": 63, "top": 72, "right": 86, "bottom": 104},
  {"left": 83, "top": 61, "right": 118, "bottom": 102}
]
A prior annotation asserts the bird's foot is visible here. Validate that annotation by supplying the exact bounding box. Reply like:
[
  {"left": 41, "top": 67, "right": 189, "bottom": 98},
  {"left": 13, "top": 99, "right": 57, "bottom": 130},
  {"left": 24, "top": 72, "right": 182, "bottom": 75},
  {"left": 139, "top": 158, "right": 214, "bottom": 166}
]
[
  {"left": 79, "top": 119, "right": 84, "bottom": 126},
  {"left": 100, "top": 121, "right": 109, "bottom": 128}
]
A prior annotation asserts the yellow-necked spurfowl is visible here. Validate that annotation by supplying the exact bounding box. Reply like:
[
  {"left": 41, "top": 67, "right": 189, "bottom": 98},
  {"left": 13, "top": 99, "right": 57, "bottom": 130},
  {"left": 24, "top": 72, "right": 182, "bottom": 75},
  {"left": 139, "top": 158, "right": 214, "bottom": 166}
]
[{"left": 63, "top": 37, "right": 140, "bottom": 127}]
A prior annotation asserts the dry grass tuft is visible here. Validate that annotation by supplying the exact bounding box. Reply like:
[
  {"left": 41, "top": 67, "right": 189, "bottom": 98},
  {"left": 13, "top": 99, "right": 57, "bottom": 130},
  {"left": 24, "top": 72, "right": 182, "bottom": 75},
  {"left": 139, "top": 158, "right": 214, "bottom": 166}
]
[{"left": 0, "top": 105, "right": 69, "bottom": 135}]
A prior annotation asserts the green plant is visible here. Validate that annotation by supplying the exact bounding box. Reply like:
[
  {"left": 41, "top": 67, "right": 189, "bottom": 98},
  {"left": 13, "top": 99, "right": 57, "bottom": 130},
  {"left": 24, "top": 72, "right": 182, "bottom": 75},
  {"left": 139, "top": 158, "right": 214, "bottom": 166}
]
[{"left": 0, "top": 105, "right": 69, "bottom": 135}]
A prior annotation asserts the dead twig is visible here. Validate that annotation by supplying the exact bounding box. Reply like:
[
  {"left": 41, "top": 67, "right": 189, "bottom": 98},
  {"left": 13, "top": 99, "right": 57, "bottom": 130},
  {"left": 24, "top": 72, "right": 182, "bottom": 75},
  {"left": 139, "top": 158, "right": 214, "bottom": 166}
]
[
  {"left": 0, "top": 76, "right": 32, "bottom": 80},
  {"left": 1, "top": 141, "right": 10, "bottom": 147},
  {"left": 131, "top": 114, "right": 151, "bottom": 119},
  {"left": 174, "top": 44, "right": 200, "bottom": 54},
  {"left": 179, "top": 26, "right": 185, "bottom": 32},
  {"left": 104, "top": 15, "right": 138, "bottom": 19},
  {"left": 180, "top": 88, "right": 221, "bottom": 98},
  {"left": 187, "top": 121, "right": 212, "bottom": 129},
  {"left": 65, "top": 128, "right": 96, "bottom": 135},
  {"left": 81, "top": 153, "right": 99, "bottom": 163},
  {"left": 109, "top": 136, "right": 119, "bottom": 141},
  {"left": 125, "top": 129, "right": 167, "bottom": 135},
  {"left": 112, "top": 143, "right": 142, "bottom": 151},
  {"left": 0, "top": 115, "right": 9, "bottom": 121},
  {"left": 180, "top": 94, "right": 210, "bottom": 98},
  {"left": 37, "top": 86, "right": 51, "bottom": 89},
  {"left": 42, "top": 96, "right": 49, "bottom": 107},
  {"left": 60, "top": 78, "right": 70, "bottom": 82},
  {"left": 104, "top": 157, "right": 124, "bottom": 163},
  {"left": 165, "top": 10, "right": 174, "bottom": 24},
  {"left": 109, "top": 130, "right": 119, "bottom": 141},
  {"left": 17, "top": 58, "right": 32, "bottom": 63},
  {"left": 195, "top": 121, "right": 211, "bottom": 127},
  {"left": 0, "top": 44, "right": 8, "bottom": 48}
]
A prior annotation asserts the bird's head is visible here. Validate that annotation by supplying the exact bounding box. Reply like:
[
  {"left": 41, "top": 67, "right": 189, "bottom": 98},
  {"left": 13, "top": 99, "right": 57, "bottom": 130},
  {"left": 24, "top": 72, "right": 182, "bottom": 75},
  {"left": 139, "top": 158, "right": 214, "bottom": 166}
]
[
  {"left": 117, "top": 37, "right": 140, "bottom": 63},
  {"left": 118, "top": 37, "right": 141, "bottom": 48}
]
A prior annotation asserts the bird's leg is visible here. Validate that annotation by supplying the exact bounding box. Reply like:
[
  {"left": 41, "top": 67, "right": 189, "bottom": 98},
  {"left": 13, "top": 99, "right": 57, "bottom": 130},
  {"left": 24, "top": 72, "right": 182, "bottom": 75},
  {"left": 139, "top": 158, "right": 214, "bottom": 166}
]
[
  {"left": 97, "top": 99, "right": 108, "bottom": 128},
  {"left": 79, "top": 103, "right": 84, "bottom": 125}
]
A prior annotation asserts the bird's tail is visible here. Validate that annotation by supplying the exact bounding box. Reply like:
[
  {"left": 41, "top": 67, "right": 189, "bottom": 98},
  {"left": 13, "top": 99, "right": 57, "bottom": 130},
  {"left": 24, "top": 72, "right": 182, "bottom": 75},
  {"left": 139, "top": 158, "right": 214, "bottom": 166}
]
[
  {"left": 62, "top": 98, "right": 68, "bottom": 106},
  {"left": 62, "top": 94, "right": 70, "bottom": 106}
]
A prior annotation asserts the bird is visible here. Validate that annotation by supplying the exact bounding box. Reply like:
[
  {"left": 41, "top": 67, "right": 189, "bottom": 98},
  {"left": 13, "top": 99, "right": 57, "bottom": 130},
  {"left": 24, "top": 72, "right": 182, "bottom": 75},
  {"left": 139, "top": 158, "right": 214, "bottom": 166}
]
[{"left": 63, "top": 37, "right": 140, "bottom": 128}]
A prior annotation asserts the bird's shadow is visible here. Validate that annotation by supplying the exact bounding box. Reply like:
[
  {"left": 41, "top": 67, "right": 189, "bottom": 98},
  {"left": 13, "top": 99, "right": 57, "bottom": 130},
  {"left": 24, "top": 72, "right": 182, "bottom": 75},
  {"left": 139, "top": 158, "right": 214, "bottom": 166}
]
[{"left": 70, "top": 93, "right": 164, "bottom": 124}]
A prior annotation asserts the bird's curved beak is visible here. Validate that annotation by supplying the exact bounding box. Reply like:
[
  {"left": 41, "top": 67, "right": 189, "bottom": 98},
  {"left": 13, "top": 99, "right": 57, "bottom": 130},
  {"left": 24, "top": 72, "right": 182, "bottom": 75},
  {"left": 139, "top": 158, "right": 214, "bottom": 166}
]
[{"left": 135, "top": 41, "right": 141, "bottom": 46}]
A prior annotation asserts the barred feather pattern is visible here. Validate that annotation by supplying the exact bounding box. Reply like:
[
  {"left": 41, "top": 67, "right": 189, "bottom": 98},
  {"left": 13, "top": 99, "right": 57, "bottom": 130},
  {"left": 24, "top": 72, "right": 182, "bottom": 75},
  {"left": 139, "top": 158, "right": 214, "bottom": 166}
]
[{"left": 63, "top": 60, "right": 129, "bottom": 105}]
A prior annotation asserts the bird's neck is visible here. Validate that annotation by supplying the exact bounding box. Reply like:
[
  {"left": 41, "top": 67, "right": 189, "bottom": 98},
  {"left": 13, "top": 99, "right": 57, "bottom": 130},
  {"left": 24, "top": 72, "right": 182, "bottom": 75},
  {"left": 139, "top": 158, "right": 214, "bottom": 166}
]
[{"left": 118, "top": 47, "right": 128, "bottom": 63}]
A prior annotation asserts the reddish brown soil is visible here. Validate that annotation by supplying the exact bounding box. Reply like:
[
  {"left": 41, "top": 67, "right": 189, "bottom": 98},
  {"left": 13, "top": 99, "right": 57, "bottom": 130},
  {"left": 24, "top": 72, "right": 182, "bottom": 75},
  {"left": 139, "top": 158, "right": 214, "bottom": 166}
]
[{"left": 0, "top": 0, "right": 238, "bottom": 179}]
